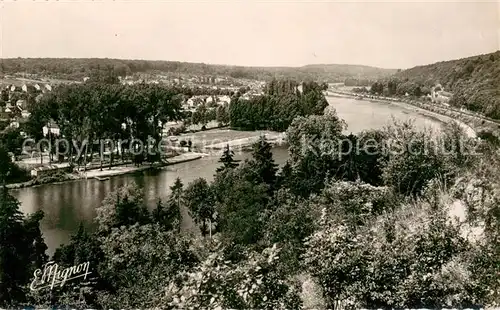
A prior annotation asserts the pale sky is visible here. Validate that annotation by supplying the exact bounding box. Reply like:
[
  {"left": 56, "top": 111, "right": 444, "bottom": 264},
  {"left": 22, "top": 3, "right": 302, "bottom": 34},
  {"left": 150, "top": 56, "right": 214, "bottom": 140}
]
[{"left": 1, "top": 1, "right": 499, "bottom": 69}]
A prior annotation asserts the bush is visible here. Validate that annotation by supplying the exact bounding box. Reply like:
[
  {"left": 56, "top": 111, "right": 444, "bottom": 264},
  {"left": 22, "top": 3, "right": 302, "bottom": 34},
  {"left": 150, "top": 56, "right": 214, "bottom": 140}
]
[
  {"left": 381, "top": 120, "right": 452, "bottom": 196},
  {"left": 304, "top": 198, "right": 481, "bottom": 309}
]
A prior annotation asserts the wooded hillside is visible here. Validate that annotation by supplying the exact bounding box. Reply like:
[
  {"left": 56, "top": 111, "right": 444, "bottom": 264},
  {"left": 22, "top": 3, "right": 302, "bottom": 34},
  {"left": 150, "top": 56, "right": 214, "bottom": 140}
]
[
  {"left": 394, "top": 51, "right": 500, "bottom": 119},
  {"left": 0, "top": 58, "right": 395, "bottom": 83}
]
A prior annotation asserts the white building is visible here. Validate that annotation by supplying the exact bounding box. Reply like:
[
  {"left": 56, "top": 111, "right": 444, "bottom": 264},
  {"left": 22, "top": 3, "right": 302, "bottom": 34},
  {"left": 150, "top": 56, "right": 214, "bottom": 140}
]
[
  {"left": 218, "top": 95, "right": 231, "bottom": 104},
  {"left": 431, "top": 84, "right": 451, "bottom": 105},
  {"left": 42, "top": 122, "right": 60, "bottom": 137}
]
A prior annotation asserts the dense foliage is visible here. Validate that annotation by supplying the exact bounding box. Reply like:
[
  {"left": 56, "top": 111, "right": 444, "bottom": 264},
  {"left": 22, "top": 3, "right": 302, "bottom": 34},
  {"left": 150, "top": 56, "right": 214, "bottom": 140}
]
[
  {"left": 388, "top": 51, "right": 500, "bottom": 119},
  {"left": 0, "top": 187, "right": 47, "bottom": 307},
  {"left": 26, "top": 82, "right": 184, "bottom": 166},
  {"left": 230, "top": 80, "right": 328, "bottom": 131}
]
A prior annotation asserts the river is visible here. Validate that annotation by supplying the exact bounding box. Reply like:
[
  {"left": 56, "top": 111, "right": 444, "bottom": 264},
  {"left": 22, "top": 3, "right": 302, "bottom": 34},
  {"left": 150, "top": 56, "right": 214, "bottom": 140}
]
[{"left": 12, "top": 96, "right": 442, "bottom": 255}]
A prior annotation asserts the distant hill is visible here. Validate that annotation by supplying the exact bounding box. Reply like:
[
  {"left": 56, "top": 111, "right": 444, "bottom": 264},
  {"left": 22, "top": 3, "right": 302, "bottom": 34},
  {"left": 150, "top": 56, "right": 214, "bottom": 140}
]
[
  {"left": 393, "top": 51, "right": 500, "bottom": 119},
  {"left": 0, "top": 58, "right": 395, "bottom": 84},
  {"left": 301, "top": 63, "right": 397, "bottom": 76}
]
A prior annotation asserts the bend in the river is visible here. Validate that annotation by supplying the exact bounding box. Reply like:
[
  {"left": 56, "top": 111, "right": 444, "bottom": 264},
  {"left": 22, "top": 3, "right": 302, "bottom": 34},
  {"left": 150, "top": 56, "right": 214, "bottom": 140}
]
[{"left": 12, "top": 96, "right": 446, "bottom": 255}]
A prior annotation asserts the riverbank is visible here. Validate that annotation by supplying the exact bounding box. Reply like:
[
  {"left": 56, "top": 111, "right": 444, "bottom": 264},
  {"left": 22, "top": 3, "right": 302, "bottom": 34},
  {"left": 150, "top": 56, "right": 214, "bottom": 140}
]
[
  {"left": 203, "top": 132, "right": 286, "bottom": 150},
  {"left": 328, "top": 91, "right": 477, "bottom": 138},
  {"left": 7, "top": 152, "right": 205, "bottom": 189}
]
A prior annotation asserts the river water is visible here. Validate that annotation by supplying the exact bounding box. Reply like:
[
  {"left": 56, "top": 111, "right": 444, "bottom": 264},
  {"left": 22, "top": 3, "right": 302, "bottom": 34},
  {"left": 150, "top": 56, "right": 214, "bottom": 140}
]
[{"left": 12, "top": 96, "right": 442, "bottom": 255}]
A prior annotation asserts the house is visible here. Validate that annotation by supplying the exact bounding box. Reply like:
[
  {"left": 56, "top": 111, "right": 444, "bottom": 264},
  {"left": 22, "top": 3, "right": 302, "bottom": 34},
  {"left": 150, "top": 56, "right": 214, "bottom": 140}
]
[
  {"left": 16, "top": 99, "right": 27, "bottom": 110},
  {"left": 218, "top": 95, "right": 231, "bottom": 104},
  {"left": 42, "top": 121, "right": 60, "bottom": 137},
  {"left": 431, "top": 84, "right": 451, "bottom": 105}
]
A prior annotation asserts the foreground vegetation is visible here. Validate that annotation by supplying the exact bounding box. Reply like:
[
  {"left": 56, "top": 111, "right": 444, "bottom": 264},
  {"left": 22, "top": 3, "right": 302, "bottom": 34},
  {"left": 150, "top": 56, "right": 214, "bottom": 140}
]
[{"left": 1, "top": 105, "right": 499, "bottom": 308}]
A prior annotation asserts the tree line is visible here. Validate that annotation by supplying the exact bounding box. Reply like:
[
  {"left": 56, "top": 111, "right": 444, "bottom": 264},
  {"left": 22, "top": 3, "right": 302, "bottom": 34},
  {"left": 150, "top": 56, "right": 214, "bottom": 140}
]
[
  {"left": 229, "top": 80, "right": 329, "bottom": 131},
  {"left": 25, "top": 83, "right": 184, "bottom": 167},
  {"left": 0, "top": 58, "right": 395, "bottom": 83}
]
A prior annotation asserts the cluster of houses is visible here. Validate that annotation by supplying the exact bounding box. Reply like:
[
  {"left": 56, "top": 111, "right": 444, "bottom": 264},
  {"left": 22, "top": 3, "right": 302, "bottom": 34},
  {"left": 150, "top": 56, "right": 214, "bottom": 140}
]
[
  {"left": 183, "top": 89, "right": 266, "bottom": 112},
  {"left": 0, "top": 82, "right": 53, "bottom": 129},
  {"left": 117, "top": 73, "right": 265, "bottom": 93},
  {"left": 184, "top": 95, "right": 232, "bottom": 111}
]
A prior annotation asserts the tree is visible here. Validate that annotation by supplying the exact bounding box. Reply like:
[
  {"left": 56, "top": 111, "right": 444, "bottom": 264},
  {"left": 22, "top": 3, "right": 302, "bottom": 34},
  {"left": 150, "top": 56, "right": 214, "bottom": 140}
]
[
  {"left": 414, "top": 85, "right": 422, "bottom": 97},
  {"left": 370, "top": 82, "right": 384, "bottom": 94},
  {"left": 165, "top": 243, "right": 302, "bottom": 309},
  {"left": 387, "top": 79, "right": 399, "bottom": 95},
  {"left": 264, "top": 189, "right": 320, "bottom": 273},
  {"left": 0, "top": 144, "right": 12, "bottom": 184},
  {"left": 284, "top": 111, "right": 346, "bottom": 197},
  {"left": 381, "top": 120, "right": 453, "bottom": 196},
  {"left": 183, "top": 178, "right": 214, "bottom": 237},
  {"left": 191, "top": 103, "right": 208, "bottom": 126},
  {"left": 97, "top": 224, "right": 199, "bottom": 308},
  {"left": 41, "top": 223, "right": 102, "bottom": 308},
  {"left": 216, "top": 144, "right": 239, "bottom": 173},
  {"left": 0, "top": 187, "right": 48, "bottom": 307},
  {"left": 248, "top": 135, "right": 278, "bottom": 189},
  {"left": 332, "top": 130, "right": 387, "bottom": 186},
  {"left": 304, "top": 194, "right": 480, "bottom": 309},
  {"left": 95, "top": 183, "right": 151, "bottom": 234},
  {"left": 212, "top": 166, "right": 269, "bottom": 247},
  {"left": 152, "top": 178, "right": 183, "bottom": 232},
  {"left": 0, "top": 127, "right": 23, "bottom": 155},
  {"left": 216, "top": 103, "right": 230, "bottom": 126},
  {"left": 229, "top": 79, "right": 328, "bottom": 131}
]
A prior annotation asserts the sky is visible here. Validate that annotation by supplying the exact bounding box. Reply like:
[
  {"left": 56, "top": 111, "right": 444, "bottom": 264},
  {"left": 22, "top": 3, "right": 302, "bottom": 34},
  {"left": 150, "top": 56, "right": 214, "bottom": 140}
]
[{"left": 1, "top": 0, "right": 499, "bottom": 69}]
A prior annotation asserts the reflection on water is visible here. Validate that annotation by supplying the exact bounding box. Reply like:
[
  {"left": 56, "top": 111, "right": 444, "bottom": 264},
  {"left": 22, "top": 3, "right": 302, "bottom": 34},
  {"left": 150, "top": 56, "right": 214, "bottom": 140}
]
[
  {"left": 11, "top": 96, "right": 442, "bottom": 255},
  {"left": 12, "top": 148, "right": 289, "bottom": 256},
  {"left": 327, "top": 96, "right": 441, "bottom": 134}
]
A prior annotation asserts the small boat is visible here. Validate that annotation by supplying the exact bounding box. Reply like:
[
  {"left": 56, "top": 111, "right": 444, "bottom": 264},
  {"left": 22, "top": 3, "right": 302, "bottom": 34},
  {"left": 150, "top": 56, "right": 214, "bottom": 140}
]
[{"left": 95, "top": 176, "right": 110, "bottom": 181}]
